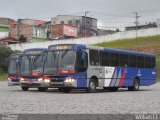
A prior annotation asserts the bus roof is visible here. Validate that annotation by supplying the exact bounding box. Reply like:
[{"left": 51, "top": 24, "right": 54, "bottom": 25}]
[
  {"left": 23, "top": 48, "right": 47, "bottom": 52},
  {"left": 85, "top": 45, "right": 155, "bottom": 57},
  {"left": 48, "top": 44, "right": 86, "bottom": 51},
  {"left": 23, "top": 48, "right": 47, "bottom": 55},
  {"left": 47, "top": 44, "right": 155, "bottom": 57}
]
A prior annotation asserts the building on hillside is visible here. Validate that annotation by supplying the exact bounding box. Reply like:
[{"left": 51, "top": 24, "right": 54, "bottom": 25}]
[
  {"left": 0, "top": 37, "right": 18, "bottom": 44},
  {"left": 125, "top": 22, "right": 157, "bottom": 31},
  {"left": 17, "top": 19, "right": 34, "bottom": 41},
  {"left": 51, "top": 24, "right": 77, "bottom": 39},
  {"left": 0, "top": 24, "right": 9, "bottom": 39},
  {"left": 51, "top": 15, "right": 97, "bottom": 38},
  {"left": 45, "top": 21, "right": 52, "bottom": 39},
  {"left": 0, "top": 18, "right": 48, "bottom": 43},
  {"left": 0, "top": 17, "right": 17, "bottom": 44},
  {"left": 0, "top": 17, "right": 16, "bottom": 29},
  {"left": 32, "top": 25, "right": 47, "bottom": 40},
  {"left": 16, "top": 19, "right": 47, "bottom": 42}
]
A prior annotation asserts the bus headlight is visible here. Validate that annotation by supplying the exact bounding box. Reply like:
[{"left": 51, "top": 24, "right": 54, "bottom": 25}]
[
  {"left": 38, "top": 78, "right": 43, "bottom": 82},
  {"left": 44, "top": 79, "right": 50, "bottom": 83},
  {"left": 65, "top": 78, "right": 75, "bottom": 83},
  {"left": 20, "top": 77, "right": 25, "bottom": 81}
]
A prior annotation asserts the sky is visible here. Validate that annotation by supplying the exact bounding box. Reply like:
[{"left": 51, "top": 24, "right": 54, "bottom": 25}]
[{"left": 1, "top": 0, "right": 160, "bottom": 29}]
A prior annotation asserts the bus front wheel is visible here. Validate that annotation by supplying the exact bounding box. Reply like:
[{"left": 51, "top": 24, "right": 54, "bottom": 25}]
[
  {"left": 128, "top": 78, "right": 140, "bottom": 91},
  {"left": 61, "top": 88, "right": 72, "bottom": 93},
  {"left": 21, "top": 86, "right": 29, "bottom": 91},
  {"left": 87, "top": 79, "right": 97, "bottom": 93}
]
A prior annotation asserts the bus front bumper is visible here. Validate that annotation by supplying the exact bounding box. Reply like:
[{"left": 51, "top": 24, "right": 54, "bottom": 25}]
[
  {"left": 8, "top": 81, "right": 20, "bottom": 86},
  {"left": 20, "top": 80, "right": 50, "bottom": 88},
  {"left": 49, "top": 79, "right": 77, "bottom": 88}
]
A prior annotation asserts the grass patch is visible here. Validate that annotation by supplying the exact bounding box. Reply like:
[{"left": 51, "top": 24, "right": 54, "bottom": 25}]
[
  {"left": 0, "top": 72, "right": 7, "bottom": 81},
  {"left": 95, "top": 35, "right": 160, "bottom": 50},
  {"left": 94, "top": 35, "right": 160, "bottom": 81}
]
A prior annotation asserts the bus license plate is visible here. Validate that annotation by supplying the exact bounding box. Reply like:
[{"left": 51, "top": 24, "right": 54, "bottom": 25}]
[{"left": 50, "top": 82, "right": 63, "bottom": 85}]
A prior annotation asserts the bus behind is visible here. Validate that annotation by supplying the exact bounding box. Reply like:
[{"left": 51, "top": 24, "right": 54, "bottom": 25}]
[
  {"left": 8, "top": 53, "right": 22, "bottom": 86},
  {"left": 20, "top": 48, "right": 48, "bottom": 91}
]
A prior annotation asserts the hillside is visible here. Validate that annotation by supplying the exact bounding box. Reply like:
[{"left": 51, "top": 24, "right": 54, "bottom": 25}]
[{"left": 94, "top": 35, "right": 160, "bottom": 81}]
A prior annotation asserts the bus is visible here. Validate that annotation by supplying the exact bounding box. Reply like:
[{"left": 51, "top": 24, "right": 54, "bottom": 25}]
[
  {"left": 8, "top": 53, "right": 22, "bottom": 86},
  {"left": 20, "top": 48, "right": 48, "bottom": 91},
  {"left": 44, "top": 44, "right": 156, "bottom": 93}
]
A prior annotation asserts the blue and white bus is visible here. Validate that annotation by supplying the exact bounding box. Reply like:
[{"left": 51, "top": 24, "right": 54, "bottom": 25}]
[
  {"left": 8, "top": 53, "right": 22, "bottom": 86},
  {"left": 20, "top": 48, "right": 48, "bottom": 91},
  {"left": 44, "top": 44, "right": 156, "bottom": 93}
]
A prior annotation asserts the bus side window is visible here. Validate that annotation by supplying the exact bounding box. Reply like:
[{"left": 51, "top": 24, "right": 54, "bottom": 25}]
[
  {"left": 137, "top": 56, "right": 145, "bottom": 68},
  {"left": 151, "top": 57, "right": 155, "bottom": 68},
  {"left": 120, "top": 54, "right": 128, "bottom": 67},
  {"left": 145, "top": 57, "right": 152, "bottom": 68},
  {"left": 99, "top": 51, "right": 109, "bottom": 66},
  {"left": 110, "top": 53, "right": 119, "bottom": 66},
  {"left": 129, "top": 55, "right": 137, "bottom": 68},
  {"left": 89, "top": 50, "right": 99, "bottom": 66}
]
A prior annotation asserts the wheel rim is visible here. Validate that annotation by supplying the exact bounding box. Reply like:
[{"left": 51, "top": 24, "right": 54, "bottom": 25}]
[
  {"left": 134, "top": 80, "right": 139, "bottom": 90},
  {"left": 90, "top": 81, "right": 95, "bottom": 90}
]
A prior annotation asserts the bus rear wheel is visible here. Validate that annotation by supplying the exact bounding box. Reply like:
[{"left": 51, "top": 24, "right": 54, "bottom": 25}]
[
  {"left": 128, "top": 78, "right": 140, "bottom": 91},
  {"left": 87, "top": 79, "right": 97, "bottom": 93},
  {"left": 38, "top": 87, "right": 48, "bottom": 92},
  {"left": 21, "top": 86, "right": 29, "bottom": 91}
]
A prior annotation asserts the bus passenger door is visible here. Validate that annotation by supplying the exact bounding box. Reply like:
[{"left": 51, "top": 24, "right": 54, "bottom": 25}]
[{"left": 76, "top": 51, "right": 88, "bottom": 87}]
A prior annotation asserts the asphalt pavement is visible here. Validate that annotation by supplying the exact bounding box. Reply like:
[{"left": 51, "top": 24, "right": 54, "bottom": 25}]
[{"left": 0, "top": 81, "right": 160, "bottom": 114}]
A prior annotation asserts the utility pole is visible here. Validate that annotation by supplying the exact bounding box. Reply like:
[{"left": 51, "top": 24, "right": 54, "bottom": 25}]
[
  {"left": 84, "top": 11, "right": 89, "bottom": 37},
  {"left": 134, "top": 12, "right": 140, "bottom": 51},
  {"left": 17, "top": 19, "right": 20, "bottom": 44}
]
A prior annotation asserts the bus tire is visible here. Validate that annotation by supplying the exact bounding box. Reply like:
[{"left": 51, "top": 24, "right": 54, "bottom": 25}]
[
  {"left": 61, "top": 88, "right": 72, "bottom": 93},
  {"left": 21, "top": 86, "right": 29, "bottom": 91},
  {"left": 128, "top": 78, "right": 140, "bottom": 91},
  {"left": 103, "top": 87, "right": 109, "bottom": 90},
  {"left": 109, "top": 87, "right": 118, "bottom": 92},
  {"left": 58, "top": 88, "right": 63, "bottom": 92},
  {"left": 87, "top": 79, "right": 97, "bottom": 93},
  {"left": 38, "top": 87, "right": 48, "bottom": 92}
]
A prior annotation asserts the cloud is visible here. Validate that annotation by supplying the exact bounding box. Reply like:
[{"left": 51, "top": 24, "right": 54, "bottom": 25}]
[{"left": 1, "top": 0, "right": 160, "bottom": 27}]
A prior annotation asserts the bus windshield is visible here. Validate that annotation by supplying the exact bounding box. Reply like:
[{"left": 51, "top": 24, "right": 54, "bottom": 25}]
[
  {"left": 44, "top": 50, "right": 76, "bottom": 75},
  {"left": 8, "top": 59, "right": 17, "bottom": 75},
  {"left": 21, "top": 55, "right": 44, "bottom": 77}
]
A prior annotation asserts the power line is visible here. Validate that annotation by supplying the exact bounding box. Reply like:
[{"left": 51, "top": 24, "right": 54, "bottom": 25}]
[
  {"left": 90, "top": 11, "right": 132, "bottom": 18},
  {"left": 138, "top": 8, "right": 160, "bottom": 14}
]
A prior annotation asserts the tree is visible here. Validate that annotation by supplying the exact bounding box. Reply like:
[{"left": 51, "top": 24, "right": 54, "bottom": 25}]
[
  {"left": 0, "top": 43, "right": 21, "bottom": 71},
  {"left": 19, "top": 34, "right": 27, "bottom": 43}
]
